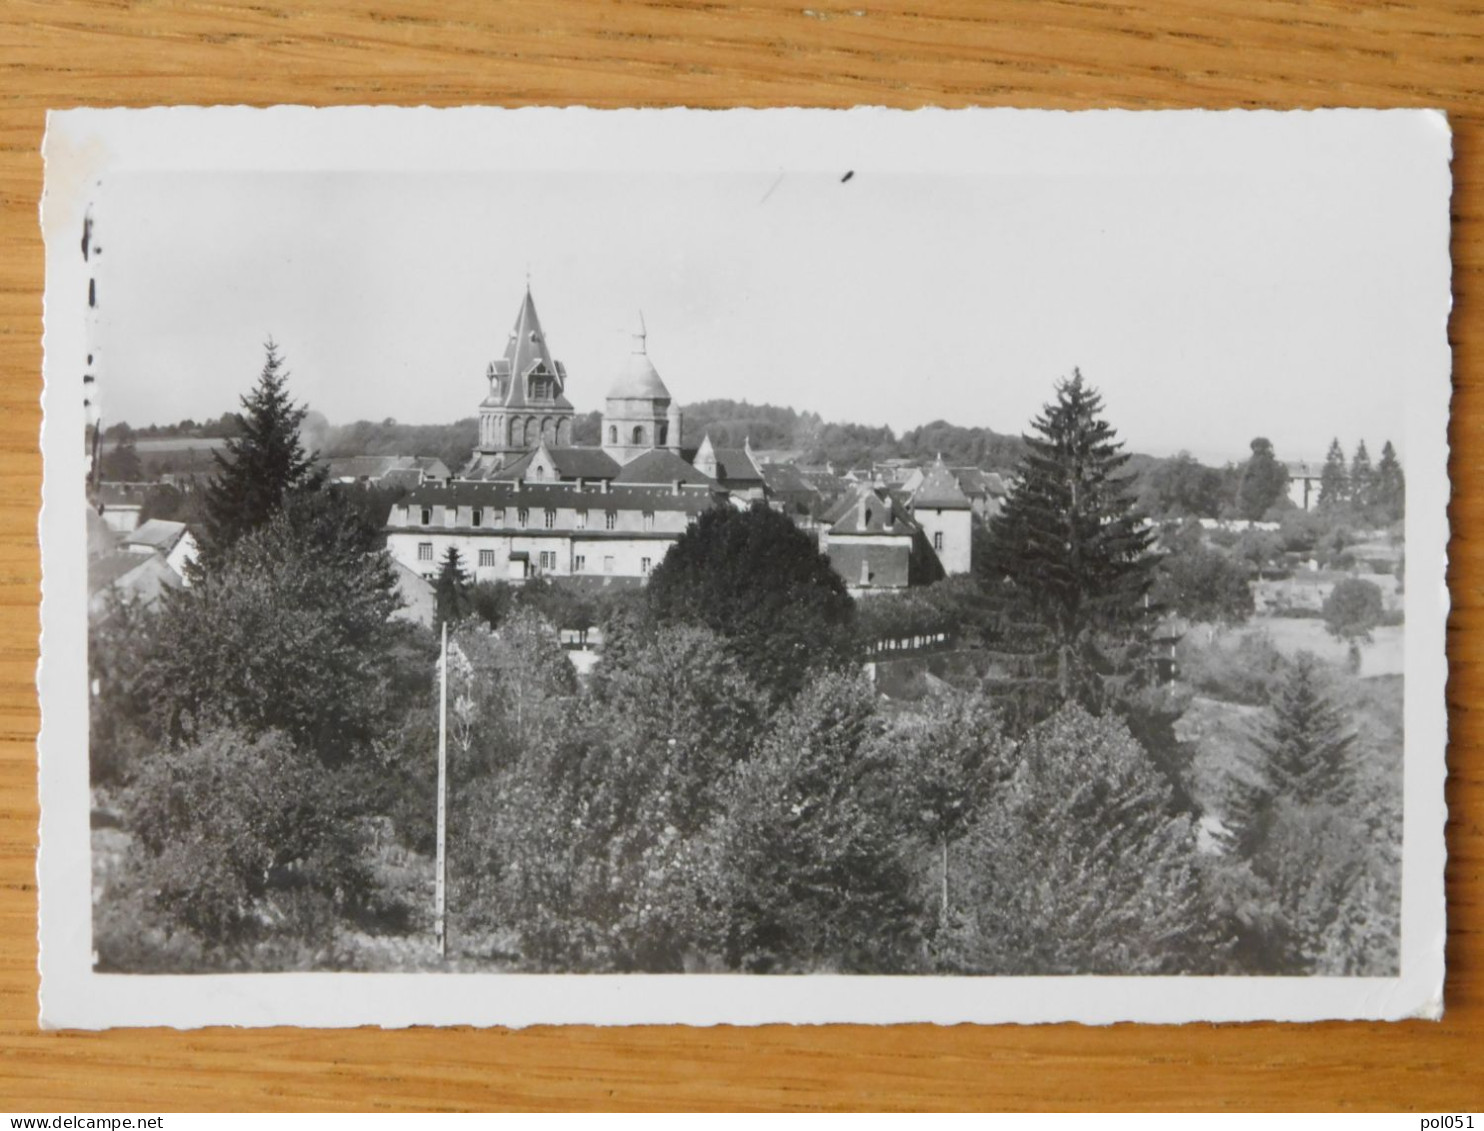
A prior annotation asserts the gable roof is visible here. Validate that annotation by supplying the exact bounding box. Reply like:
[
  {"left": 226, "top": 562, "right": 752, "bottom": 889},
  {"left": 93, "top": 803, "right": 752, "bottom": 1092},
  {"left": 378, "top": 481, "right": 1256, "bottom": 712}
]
[
  {"left": 825, "top": 485, "right": 919, "bottom": 535},
  {"left": 613, "top": 448, "right": 713, "bottom": 487},
  {"left": 910, "top": 459, "right": 973, "bottom": 509},
  {"left": 710, "top": 447, "right": 763, "bottom": 484}
]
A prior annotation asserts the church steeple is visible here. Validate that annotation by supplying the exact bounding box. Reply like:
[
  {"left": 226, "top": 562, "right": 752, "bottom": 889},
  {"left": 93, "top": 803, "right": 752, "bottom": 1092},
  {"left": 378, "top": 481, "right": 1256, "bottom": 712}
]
[{"left": 470, "top": 285, "right": 576, "bottom": 472}]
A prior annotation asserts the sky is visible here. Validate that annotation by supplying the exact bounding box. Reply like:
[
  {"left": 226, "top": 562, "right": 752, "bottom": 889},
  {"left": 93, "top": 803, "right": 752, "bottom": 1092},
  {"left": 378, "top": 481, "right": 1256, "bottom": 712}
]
[{"left": 89, "top": 120, "right": 1445, "bottom": 466}]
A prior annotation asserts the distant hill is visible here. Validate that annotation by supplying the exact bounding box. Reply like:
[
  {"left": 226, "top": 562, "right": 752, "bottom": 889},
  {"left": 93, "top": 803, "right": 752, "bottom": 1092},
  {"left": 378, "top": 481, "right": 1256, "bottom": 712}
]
[
  {"left": 679, "top": 399, "right": 1029, "bottom": 470},
  {"left": 108, "top": 401, "right": 1043, "bottom": 480}
]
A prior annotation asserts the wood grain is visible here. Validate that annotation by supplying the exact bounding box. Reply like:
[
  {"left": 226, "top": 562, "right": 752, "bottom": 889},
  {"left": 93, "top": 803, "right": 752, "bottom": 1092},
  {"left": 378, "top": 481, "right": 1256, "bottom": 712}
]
[{"left": 1, "top": 0, "right": 1479, "bottom": 1112}]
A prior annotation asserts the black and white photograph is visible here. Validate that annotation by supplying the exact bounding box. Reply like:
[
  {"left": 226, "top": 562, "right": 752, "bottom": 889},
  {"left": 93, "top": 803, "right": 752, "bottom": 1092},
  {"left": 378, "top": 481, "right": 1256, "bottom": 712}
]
[{"left": 38, "top": 107, "right": 1450, "bottom": 1027}]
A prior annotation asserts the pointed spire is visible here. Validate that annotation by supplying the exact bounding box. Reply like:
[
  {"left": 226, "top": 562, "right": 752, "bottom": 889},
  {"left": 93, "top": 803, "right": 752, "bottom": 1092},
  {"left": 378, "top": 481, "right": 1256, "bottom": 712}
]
[{"left": 632, "top": 311, "right": 648, "bottom": 355}]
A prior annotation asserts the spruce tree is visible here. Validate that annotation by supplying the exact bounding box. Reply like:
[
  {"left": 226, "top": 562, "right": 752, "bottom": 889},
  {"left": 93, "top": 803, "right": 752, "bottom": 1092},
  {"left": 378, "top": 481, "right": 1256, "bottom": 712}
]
[
  {"left": 1318, "top": 438, "right": 1348, "bottom": 511},
  {"left": 980, "top": 370, "right": 1156, "bottom": 708},
  {"left": 1226, "top": 652, "right": 1354, "bottom": 857},
  {"left": 434, "top": 546, "right": 473, "bottom": 627},
  {"left": 197, "top": 340, "right": 322, "bottom": 573},
  {"left": 1350, "top": 440, "right": 1375, "bottom": 515},
  {"left": 1374, "top": 441, "right": 1406, "bottom": 523}
]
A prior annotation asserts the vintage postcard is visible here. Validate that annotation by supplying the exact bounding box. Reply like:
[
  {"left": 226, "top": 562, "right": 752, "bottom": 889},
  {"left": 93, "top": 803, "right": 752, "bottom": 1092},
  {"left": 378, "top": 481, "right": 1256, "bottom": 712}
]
[{"left": 38, "top": 107, "right": 1451, "bottom": 1027}]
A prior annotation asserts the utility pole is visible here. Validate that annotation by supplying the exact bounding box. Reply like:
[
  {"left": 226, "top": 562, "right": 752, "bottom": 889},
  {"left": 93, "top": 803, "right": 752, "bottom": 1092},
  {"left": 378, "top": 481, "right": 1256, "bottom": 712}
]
[{"left": 435, "top": 621, "right": 448, "bottom": 959}]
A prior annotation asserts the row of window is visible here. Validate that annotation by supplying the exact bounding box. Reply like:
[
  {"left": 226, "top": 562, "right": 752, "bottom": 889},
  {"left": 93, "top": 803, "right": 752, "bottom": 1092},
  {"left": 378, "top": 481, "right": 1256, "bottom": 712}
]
[
  {"left": 419, "top": 506, "right": 655, "bottom": 531},
  {"left": 417, "top": 542, "right": 652, "bottom": 575}
]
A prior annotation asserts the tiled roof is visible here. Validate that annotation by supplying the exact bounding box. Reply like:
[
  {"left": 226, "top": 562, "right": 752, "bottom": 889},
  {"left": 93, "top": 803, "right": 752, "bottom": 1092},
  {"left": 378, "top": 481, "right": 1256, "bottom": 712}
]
[
  {"left": 121, "top": 519, "right": 187, "bottom": 552},
  {"left": 760, "top": 463, "right": 814, "bottom": 496},
  {"left": 825, "top": 485, "right": 919, "bottom": 535},
  {"left": 88, "top": 550, "right": 182, "bottom": 601},
  {"left": 392, "top": 479, "right": 718, "bottom": 518},
  {"left": 911, "top": 460, "right": 973, "bottom": 509},
  {"left": 711, "top": 447, "right": 763, "bottom": 484},
  {"left": 615, "top": 449, "right": 713, "bottom": 486},
  {"left": 827, "top": 541, "right": 911, "bottom": 589},
  {"left": 482, "top": 446, "right": 621, "bottom": 483}
]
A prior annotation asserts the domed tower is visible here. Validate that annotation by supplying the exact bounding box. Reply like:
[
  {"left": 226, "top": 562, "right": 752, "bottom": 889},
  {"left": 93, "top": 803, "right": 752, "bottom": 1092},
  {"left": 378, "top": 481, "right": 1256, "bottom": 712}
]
[{"left": 602, "top": 314, "right": 679, "bottom": 465}]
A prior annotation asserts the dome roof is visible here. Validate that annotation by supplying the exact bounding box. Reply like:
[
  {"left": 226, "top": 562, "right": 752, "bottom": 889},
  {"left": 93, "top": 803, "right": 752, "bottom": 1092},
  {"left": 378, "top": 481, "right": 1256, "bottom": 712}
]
[
  {"left": 608, "top": 352, "right": 671, "bottom": 400},
  {"left": 606, "top": 315, "right": 671, "bottom": 401}
]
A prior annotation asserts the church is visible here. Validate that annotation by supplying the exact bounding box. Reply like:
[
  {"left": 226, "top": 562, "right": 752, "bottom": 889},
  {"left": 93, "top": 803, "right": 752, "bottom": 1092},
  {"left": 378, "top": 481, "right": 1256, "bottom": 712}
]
[
  {"left": 383, "top": 286, "right": 975, "bottom": 590},
  {"left": 385, "top": 288, "right": 748, "bottom": 585}
]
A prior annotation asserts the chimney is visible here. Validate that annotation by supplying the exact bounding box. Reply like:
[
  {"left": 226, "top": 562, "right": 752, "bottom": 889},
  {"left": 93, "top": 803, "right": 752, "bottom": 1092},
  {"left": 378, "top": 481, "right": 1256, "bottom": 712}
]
[
  {"left": 673, "top": 478, "right": 682, "bottom": 494},
  {"left": 576, "top": 476, "right": 585, "bottom": 491}
]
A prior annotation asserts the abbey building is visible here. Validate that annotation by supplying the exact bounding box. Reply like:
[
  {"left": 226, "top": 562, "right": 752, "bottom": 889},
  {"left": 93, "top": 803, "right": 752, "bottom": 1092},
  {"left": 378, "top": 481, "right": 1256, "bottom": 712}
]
[{"left": 384, "top": 287, "right": 978, "bottom": 591}]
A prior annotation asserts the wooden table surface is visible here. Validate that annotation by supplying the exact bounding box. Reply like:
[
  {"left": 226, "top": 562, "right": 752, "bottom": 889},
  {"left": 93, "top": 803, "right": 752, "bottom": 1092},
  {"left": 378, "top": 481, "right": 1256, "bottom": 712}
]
[{"left": 1, "top": 0, "right": 1480, "bottom": 1112}]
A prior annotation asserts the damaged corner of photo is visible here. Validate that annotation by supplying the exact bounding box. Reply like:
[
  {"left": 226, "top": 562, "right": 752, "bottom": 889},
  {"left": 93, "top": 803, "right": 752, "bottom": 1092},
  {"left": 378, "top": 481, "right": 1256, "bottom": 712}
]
[{"left": 35, "top": 105, "right": 1454, "bottom": 1028}]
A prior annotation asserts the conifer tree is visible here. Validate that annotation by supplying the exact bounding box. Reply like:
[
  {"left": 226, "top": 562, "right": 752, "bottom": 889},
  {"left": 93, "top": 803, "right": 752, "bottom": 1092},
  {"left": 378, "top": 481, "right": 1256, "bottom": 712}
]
[
  {"left": 197, "top": 340, "right": 322, "bottom": 573},
  {"left": 1226, "top": 652, "right": 1355, "bottom": 857},
  {"left": 1373, "top": 441, "right": 1406, "bottom": 523},
  {"left": 434, "top": 546, "right": 473, "bottom": 627},
  {"left": 1318, "top": 438, "right": 1348, "bottom": 511},
  {"left": 1350, "top": 440, "right": 1375, "bottom": 514},
  {"left": 980, "top": 370, "right": 1156, "bottom": 707}
]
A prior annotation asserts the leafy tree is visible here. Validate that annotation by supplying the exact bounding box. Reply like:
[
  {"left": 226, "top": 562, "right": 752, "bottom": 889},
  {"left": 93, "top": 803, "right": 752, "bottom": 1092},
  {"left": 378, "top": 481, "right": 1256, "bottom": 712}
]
[
  {"left": 1318, "top": 438, "right": 1348, "bottom": 511},
  {"left": 1323, "top": 577, "right": 1385, "bottom": 645},
  {"left": 709, "top": 671, "right": 921, "bottom": 972},
  {"left": 121, "top": 727, "right": 371, "bottom": 965},
  {"left": 1153, "top": 538, "right": 1255, "bottom": 629},
  {"left": 1226, "top": 653, "right": 1354, "bottom": 857},
  {"left": 142, "top": 490, "right": 402, "bottom": 764},
  {"left": 434, "top": 546, "right": 473, "bottom": 627},
  {"left": 943, "top": 703, "right": 1220, "bottom": 974},
  {"left": 979, "top": 370, "right": 1156, "bottom": 707},
  {"left": 1142, "top": 451, "right": 1225, "bottom": 519},
  {"left": 881, "top": 688, "right": 1011, "bottom": 923},
  {"left": 100, "top": 434, "right": 144, "bottom": 482},
  {"left": 1236, "top": 437, "right": 1290, "bottom": 521},
  {"left": 647, "top": 502, "right": 856, "bottom": 701},
  {"left": 1373, "top": 441, "right": 1405, "bottom": 523},
  {"left": 1245, "top": 800, "right": 1398, "bottom": 974},
  {"left": 1350, "top": 440, "right": 1374, "bottom": 514},
  {"left": 197, "top": 340, "right": 323, "bottom": 573}
]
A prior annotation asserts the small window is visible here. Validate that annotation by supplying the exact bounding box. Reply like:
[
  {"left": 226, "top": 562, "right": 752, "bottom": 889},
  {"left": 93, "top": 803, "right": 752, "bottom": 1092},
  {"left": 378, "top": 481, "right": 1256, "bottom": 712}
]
[
  {"left": 603, "top": 555, "right": 615, "bottom": 573},
  {"left": 472, "top": 507, "right": 483, "bottom": 527},
  {"left": 574, "top": 554, "right": 586, "bottom": 573},
  {"left": 641, "top": 557, "right": 652, "bottom": 575},
  {"left": 534, "top": 465, "right": 546, "bottom": 481},
  {"left": 605, "top": 511, "right": 617, "bottom": 531},
  {"left": 632, "top": 425, "right": 644, "bottom": 445},
  {"left": 518, "top": 507, "right": 529, "bottom": 527},
  {"left": 420, "top": 507, "right": 432, "bottom": 526},
  {"left": 539, "top": 551, "right": 556, "bottom": 571},
  {"left": 933, "top": 531, "right": 944, "bottom": 551},
  {"left": 658, "top": 423, "right": 668, "bottom": 446},
  {"left": 608, "top": 425, "right": 617, "bottom": 443},
  {"left": 492, "top": 508, "right": 505, "bottom": 526},
  {"left": 478, "top": 549, "right": 496, "bottom": 568},
  {"left": 417, "top": 542, "right": 433, "bottom": 562},
  {"left": 544, "top": 508, "right": 556, "bottom": 529},
  {"left": 576, "top": 509, "right": 588, "bottom": 530},
  {"left": 643, "top": 510, "right": 655, "bottom": 531}
]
